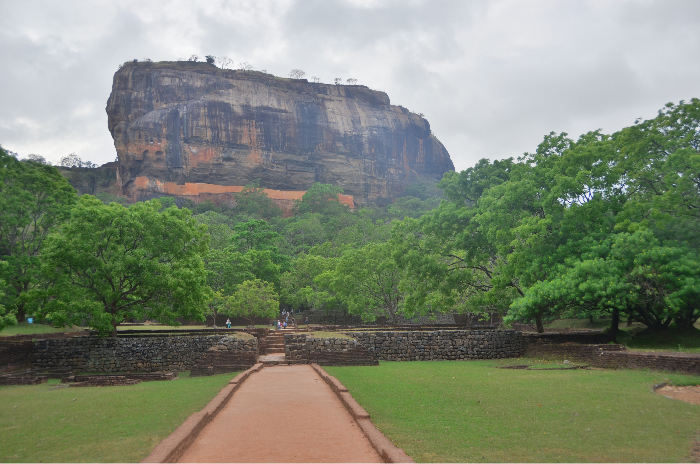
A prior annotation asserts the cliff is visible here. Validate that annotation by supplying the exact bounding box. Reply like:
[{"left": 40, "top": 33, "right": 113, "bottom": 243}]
[{"left": 106, "top": 61, "right": 454, "bottom": 211}]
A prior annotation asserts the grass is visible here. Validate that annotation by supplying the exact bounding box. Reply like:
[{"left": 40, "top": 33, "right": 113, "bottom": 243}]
[
  {"left": 116, "top": 325, "right": 209, "bottom": 331},
  {"left": 325, "top": 361, "right": 700, "bottom": 463},
  {"left": 618, "top": 327, "right": 700, "bottom": 354},
  {"left": 545, "top": 318, "right": 612, "bottom": 330},
  {"left": 543, "top": 318, "right": 700, "bottom": 354},
  {"left": 0, "top": 323, "right": 83, "bottom": 337},
  {"left": 0, "top": 371, "right": 236, "bottom": 462}
]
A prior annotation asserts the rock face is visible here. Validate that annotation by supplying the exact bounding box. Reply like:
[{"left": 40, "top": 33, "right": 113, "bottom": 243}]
[{"left": 106, "top": 61, "right": 454, "bottom": 210}]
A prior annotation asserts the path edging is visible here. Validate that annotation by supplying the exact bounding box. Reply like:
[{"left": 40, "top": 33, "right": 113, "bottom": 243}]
[
  {"left": 141, "top": 363, "right": 264, "bottom": 463},
  {"left": 310, "top": 363, "right": 415, "bottom": 463}
]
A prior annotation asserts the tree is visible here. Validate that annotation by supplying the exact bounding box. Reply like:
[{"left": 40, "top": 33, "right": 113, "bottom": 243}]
[
  {"left": 509, "top": 229, "right": 700, "bottom": 333},
  {"left": 188, "top": 55, "right": 199, "bottom": 62},
  {"left": 39, "top": 197, "right": 210, "bottom": 337},
  {"left": 289, "top": 69, "right": 306, "bottom": 79},
  {"left": 231, "top": 219, "right": 280, "bottom": 253},
  {"left": 325, "top": 242, "right": 407, "bottom": 324},
  {"left": 25, "top": 154, "right": 48, "bottom": 165},
  {"left": 217, "top": 56, "right": 233, "bottom": 69},
  {"left": 59, "top": 153, "right": 84, "bottom": 168},
  {"left": 281, "top": 254, "right": 335, "bottom": 310},
  {"left": 205, "top": 247, "right": 253, "bottom": 297},
  {"left": 205, "top": 55, "right": 216, "bottom": 65},
  {"left": 194, "top": 211, "right": 235, "bottom": 250},
  {"left": 0, "top": 147, "right": 77, "bottom": 323},
  {"left": 311, "top": 76, "right": 321, "bottom": 83},
  {"left": 280, "top": 215, "right": 327, "bottom": 255},
  {"left": 228, "top": 279, "right": 279, "bottom": 326},
  {"left": 0, "top": 262, "right": 17, "bottom": 330},
  {"left": 233, "top": 181, "right": 282, "bottom": 219},
  {"left": 334, "top": 78, "right": 342, "bottom": 85},
  {"left": 295, "top": 183, "right": 346, "bottom": 215},
  {"left": 239, "top": 62, "right": 253, "bottom": 72},
  {"left": 346, "top": 78, "right": 357, "bottom": 85}
]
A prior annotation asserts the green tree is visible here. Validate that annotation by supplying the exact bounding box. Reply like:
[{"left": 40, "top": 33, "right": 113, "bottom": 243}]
[
  {"left": 509, "top": 229, "right": 700, "bottom": 333},
  {"left": 233, "top": 181, "right": 282, "bottom": 219},
  {"left": 280, "top": 214, "right": 327, "bottom": 255},
  {"left": 295, "top": 183, "right": 347, "bottom": 215},
  {"left": 228, "top": 279, "right": 279, "bottom": 326},
  {"left": 281, "top": 253, "right": 337, "bottom": 311},
  {"left": 39, "top": 197, "right": 210, "bottom": 337},
  {"left": 194, "top": 211, "right": 235, "bottom": 251},
  {"left": 0, "top": 262, "right": 18, "bottom": 330},
  {"left": 231, "top": 219, "right": 280, "bottom": 253},
  {"left": 325, "top": 242, "right": 406, "bottom": 324},
  {"left": 0, "top": 147, "right": 77, "bottom": 323}
]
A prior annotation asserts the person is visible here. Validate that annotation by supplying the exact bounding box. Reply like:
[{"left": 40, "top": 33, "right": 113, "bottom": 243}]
[
  {"left": 226, "top": 318, "right": 231, "bottom": 329},
  {"left": 283, "top": 321, "right": 287, "bottom": 329},
  {"left": 305, "top": 316, "right": 309, "bottom": 326}
]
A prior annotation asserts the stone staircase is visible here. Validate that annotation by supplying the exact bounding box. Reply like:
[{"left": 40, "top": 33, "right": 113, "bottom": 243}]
[
  {"left": 259, "top": 329, "right": 302, "bottom": 365},
  {"left": 266, "top": 331, "right": 286, "bottom": 354}
]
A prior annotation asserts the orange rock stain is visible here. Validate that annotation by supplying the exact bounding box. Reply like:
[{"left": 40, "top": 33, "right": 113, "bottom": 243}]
[{"left": 133, "top": 176, "right": 355, "bottom": 210}]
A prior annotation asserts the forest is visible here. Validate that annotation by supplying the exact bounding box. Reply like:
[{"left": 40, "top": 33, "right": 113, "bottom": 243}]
[{"left": 1, "top": 98, "right": 698, "bottom": 336}]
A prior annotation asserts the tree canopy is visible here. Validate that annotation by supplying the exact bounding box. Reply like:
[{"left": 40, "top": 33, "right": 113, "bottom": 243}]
[
  {"left": 0, "top": 147, "right": 77, "bottom": 323},
  {"left": 39, "top": 197, "right": 210, "bottom": 336}
]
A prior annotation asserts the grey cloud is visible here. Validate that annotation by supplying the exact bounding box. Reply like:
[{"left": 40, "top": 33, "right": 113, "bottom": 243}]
[{"left": 0, "top": 0, "right": 698, "bottom": 172}]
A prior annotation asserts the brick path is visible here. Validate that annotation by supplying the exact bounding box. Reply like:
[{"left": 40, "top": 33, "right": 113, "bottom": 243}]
[{"left": 177, "top": 364, "right": 382, "bottom": 463}]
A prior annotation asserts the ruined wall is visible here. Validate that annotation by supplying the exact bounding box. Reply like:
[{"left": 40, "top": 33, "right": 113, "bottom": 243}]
[
  {"left": 31, "top": 335, "right": 243, "bottom": 373},
  {"left": 349, "top": 330, "right": 525, "bottom": 361},
  {"left": 285, "top": 334, "right": 378, "bottom": 366}
]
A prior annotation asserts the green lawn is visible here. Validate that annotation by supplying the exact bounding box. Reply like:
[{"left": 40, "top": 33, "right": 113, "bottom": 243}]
[
  {"left": 0, "top": 323, "right": 83, "bottom": 337},
  {"left": 325, "top": 361, "right": 700, "bottom": 463},
  {"left": 618, "top": 327, "right": 700, "bottom": 354},
  {"left": 0, "top": 372, "right": 235, "bottom": 463}
]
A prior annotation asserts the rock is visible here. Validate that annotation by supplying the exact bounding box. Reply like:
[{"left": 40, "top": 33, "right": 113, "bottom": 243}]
[{"left": 106, "top": 62, "right": 454, "bottom": 212}]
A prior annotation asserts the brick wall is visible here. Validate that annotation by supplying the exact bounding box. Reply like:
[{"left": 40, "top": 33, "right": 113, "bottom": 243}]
[
  {"left": 349, "top": 330, "right": 525, "bottom": 361},
  {"left": 31, "top": 335, "right": 240, "bottom": 373}
]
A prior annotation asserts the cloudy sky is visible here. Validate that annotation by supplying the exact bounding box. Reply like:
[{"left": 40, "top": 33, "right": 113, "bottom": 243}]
[{"left": 1, "top": 0, "right": 699, "bottom": 171}]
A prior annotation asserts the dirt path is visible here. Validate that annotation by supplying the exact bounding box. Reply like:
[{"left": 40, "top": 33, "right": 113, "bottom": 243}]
[
  {"left": 177, "top": 365, "right": 383, "bottom": 463},
  {"left": 656, "top": 385, "right": 700, "bottom": 406}
]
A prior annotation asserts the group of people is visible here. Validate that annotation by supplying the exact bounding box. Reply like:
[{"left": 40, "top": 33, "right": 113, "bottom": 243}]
[{"left": 276, "top": 309, "right": 295, "bottom": 330}]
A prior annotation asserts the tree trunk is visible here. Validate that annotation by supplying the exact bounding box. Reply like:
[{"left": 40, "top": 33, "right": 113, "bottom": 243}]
[
  {"left": 535, "top": 313, "right": 544, "bottom": 333},
  {"left": 610, "top": 307, "right": 619, "bottom": 341},
  {"left": 16, "top": 301, "right": 26, "bottom": 324},
  {"left": 110, "top": 319, "right": 119, "bottom": 338},
  {"left": 589, "top": 314, "right": 594, "bottom": 324}
]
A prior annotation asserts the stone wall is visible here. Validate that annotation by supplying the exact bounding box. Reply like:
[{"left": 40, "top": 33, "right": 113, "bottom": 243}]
[
  {"left": 285, "top": 335, "right": 378, "bottom": 366},
  {"left": 0, "top": 340, "right": 34, "bottom": 372},
  {"left": 524, "top": 341, "right": 700, "bottom": 376},
  {"left": 31, "top": 335, "right": 247, "bottom": 373},
  {"left": 523, "top": 332, "right": 616, "bottom": 345},
  {"left": 349, "top": 330, "right": 525, "bottom": 361},
  {"left": 594, "top": 351, "right": 700, "bottom": 375},
  {"left": 190, "top": 337, "right": 258, "bottom": 376},
  {"left": 525, "top": 342, "right": 626, "bottom": 360}
]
